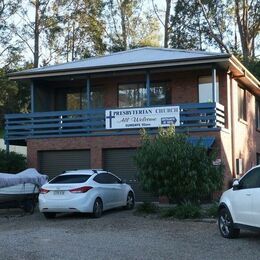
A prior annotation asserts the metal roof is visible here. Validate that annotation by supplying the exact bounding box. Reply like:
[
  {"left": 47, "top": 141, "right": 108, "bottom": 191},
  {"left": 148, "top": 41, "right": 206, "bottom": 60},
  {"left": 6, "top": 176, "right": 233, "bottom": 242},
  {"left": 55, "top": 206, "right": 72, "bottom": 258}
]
[{"left": 9, "top": 47, "right": 230, "bottom": 79}]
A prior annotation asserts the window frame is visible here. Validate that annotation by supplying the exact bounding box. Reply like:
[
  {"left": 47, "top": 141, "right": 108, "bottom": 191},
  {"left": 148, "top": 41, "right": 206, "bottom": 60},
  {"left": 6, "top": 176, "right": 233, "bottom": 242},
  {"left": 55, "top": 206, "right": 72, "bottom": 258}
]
[
  {"left": 239, "top": 167, "right": 260, "bottom": 189},
  {"left": 256, "top": 99, "right": 260, "bottom": 130},
  {"left": 117, "top": 81, "right": 171, "bottom": 108},
  {"left": 238, "top": 86, "right": 247, "bottom": 122},
  {"left": 198, "top": 75, "right": 219, "bottom": 103}
]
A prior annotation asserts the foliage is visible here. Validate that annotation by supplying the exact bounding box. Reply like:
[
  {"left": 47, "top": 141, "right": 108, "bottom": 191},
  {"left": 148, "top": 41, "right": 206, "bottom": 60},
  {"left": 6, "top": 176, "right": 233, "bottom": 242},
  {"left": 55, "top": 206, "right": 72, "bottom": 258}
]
[
  {"left": 161, "top": 202, "right": 201, "bottom": 219},
  {"left": 134, "top": 126, "right": 224, "bottom": 204},
  {"left": 204, "top": 202, "right": 219, "bottom": 218},
  {"left": 0, "top": 149, "right": 26, "bottom": 173},
  {"left": 135, "top": 202, "right": 159, "bottom": 214},
  {"left": 0, "top": 68, "right": 30, "bottom": 127}
]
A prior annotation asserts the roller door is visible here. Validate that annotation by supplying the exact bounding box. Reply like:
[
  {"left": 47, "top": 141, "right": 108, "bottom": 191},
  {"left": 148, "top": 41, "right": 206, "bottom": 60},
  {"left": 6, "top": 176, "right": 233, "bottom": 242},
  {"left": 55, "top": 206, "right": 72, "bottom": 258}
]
[
  {"left": 39, "top": 150, "right": 90, "bottom": 179},
  {"left": 103, "top": 148, "right": 158, "bottom": 202}
]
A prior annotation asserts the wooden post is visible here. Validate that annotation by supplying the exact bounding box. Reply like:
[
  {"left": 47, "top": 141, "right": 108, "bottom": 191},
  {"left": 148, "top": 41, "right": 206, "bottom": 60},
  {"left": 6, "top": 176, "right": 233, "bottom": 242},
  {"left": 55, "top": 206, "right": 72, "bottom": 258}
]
[
  {"left": 212, "top": 65, "right": 217, "bottom": 103},
  {"left": 146, "top": 70, "right": 151, "bottom": 106},
  {"left": 86, "top": 76, "right": 91, "bottom": 109}
]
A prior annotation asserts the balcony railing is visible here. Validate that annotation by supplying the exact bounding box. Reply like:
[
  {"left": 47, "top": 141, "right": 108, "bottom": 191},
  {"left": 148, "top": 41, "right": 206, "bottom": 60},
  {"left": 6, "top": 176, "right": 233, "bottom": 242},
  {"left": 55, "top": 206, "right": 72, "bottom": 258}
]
[{"left": 5, "top": 102, "right": 225, "bottom": 144}]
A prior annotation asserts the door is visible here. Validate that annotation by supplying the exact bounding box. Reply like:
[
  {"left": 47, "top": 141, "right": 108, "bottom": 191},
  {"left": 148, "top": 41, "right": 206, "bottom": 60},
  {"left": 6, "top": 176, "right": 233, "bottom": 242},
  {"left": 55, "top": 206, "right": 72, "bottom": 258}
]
[
  {"left": 39, "top": 150, "right": 90, "bottom": 180},
  {"left": 233, "top": 167, "right": 260, "bottom": 226},
  {"left": 103, "top": 148, "right": 158, "bottom": 202}
]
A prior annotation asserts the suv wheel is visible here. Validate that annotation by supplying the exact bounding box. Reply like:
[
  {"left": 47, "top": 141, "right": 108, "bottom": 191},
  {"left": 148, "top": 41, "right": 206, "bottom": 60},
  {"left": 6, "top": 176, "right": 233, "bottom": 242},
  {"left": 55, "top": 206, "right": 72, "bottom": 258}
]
[{"left": 218, "top": 208, "right": 240, "bottom": 238}]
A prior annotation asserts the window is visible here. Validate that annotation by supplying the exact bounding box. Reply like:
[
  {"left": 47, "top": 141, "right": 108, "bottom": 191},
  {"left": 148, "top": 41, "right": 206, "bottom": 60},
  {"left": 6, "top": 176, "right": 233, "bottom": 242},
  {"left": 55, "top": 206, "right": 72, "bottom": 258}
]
[
  {"left": 257, "top": 153, "right": 260, "bottom": 165},
  {"left": 239, "top": 168, "right": 260, "bottom": 189},
  {"left": 55, "top": 86, "right": 104, "bottom": 111},
  {"left": 90, "top": 86, "right": 104, "bottom": 108},
  {"left": 198, "top": 76, "right": 219, "bottom": 103},
  {"left": 118, "top": 82, "right": 170, "bottom": 108},
  {"left": 256, "top": 99, "right": 260, "bottom": 129},
  {"left": 119, "top": 83, "right": 146, "bottom": 108},
  {"left": 93, "top": 173, "right": 121, "bottom": 184},
  {"left": 49, "top": 175, "right": 91, "bottom": 184},
  {"left": 238, "top": 86, "right": 247, "bottom": 121}
]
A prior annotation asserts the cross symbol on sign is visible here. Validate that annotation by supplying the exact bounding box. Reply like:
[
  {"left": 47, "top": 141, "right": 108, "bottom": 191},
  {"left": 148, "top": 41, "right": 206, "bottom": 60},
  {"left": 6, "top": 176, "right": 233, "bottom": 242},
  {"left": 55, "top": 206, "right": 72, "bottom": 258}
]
[{"left": 106, "top": 111, "right": 115, "bottom": 128}]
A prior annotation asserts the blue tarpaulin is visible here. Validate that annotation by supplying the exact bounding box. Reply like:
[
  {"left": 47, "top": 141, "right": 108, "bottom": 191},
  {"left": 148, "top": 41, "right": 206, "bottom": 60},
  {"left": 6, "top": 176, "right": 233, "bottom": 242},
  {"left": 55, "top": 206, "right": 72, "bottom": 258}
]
[{"left": 187, "top": 137, "right": 215, "bottom": 149}]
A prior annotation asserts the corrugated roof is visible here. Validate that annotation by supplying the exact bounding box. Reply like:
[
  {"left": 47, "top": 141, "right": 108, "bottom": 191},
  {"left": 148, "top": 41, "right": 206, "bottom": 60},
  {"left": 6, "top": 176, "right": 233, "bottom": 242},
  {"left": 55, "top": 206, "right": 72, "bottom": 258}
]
[{"left": 9, "top": 47, "right": 230, "bottom": 78}]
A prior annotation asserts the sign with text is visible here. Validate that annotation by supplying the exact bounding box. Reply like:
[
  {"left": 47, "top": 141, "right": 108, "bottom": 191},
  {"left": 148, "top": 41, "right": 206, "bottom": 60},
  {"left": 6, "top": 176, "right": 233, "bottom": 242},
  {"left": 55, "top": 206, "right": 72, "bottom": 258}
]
[{"left": 105, "top": 106, "right": 180, "bottom": 130}]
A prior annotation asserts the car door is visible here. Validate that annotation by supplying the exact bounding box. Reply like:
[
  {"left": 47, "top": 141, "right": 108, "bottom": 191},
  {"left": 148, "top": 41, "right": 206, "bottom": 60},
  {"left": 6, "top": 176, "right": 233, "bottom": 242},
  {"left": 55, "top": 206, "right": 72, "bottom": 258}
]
[
  {"left": 93, "top": 173, "right": 114, "bottom": 209},
  {"left": 249, "top": 167, "right": 260, "bottom": 227},
  {"left": 106, "top": 173, "right": 125, "bottom": 207},
  {"left": 231, "top": 168, "right": 259, "bottom": 225}
]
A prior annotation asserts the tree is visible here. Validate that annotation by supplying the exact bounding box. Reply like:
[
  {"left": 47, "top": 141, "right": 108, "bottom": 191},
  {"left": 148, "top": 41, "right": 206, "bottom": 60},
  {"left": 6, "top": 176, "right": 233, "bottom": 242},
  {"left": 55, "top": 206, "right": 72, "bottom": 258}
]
[
  {"left": 0, "top": 0, "right": 22, "bottom": 60},
  {"left": 152, "top": 0, "right": 172, "bottom": 48},
  {"left": 106, "top": 0, "right": 160, "bottom": 51},
  {"left": 135, "top": 126, "right": 223, "bottom": 203},
  {"left": 0, "top": 67, "right": 30, "bottom": 127},
  {"left": 49, "top": 0, "right": 107, "bottom": 61},
  {"left": 10, "top": 0, "right": 54, "bottom": 67},
  {"left": 234, "top": 0, "right": 260, "bottom": 64}
]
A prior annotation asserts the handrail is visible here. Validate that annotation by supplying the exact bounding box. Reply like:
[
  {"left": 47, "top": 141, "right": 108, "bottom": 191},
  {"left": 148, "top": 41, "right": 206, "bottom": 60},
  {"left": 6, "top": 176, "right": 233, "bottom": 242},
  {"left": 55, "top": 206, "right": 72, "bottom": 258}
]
[{"left": 5, "top": 102, "right": 225, "bottom": 143}]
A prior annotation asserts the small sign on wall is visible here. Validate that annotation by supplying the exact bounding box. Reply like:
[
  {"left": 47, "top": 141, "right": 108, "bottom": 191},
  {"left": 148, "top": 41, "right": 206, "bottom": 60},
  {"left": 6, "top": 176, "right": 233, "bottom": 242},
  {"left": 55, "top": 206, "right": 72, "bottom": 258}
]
[{"left": 105, "top": 106, "right": 180, "bottom": 130}]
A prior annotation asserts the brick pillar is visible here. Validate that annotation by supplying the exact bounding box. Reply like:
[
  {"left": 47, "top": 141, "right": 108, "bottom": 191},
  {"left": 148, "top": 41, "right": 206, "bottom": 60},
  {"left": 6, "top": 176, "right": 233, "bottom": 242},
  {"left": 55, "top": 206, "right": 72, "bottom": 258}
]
[{"left": 91, "top": 147, "right": 102, "bottom": 169}]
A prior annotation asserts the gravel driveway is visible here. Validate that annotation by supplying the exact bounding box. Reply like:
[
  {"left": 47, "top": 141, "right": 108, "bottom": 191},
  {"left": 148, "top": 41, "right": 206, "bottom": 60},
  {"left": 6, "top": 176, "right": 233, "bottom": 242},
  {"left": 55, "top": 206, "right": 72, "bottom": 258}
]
[{"left": 0, "top": 208, "right": 260, "bottom": 260}]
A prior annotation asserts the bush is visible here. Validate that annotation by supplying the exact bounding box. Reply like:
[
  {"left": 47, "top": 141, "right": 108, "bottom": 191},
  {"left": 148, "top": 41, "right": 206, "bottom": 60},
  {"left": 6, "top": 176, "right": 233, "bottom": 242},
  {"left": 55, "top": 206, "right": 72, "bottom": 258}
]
[
  {"left": 173, "top": 202, "right": 201, "bottom": 219},
  {"left": 0, "top": 149, "right": 26, "bottom": 173},
  {"left": 135, "top": 126, "right": 224, "bottom": 204},
  {"left": 161, "top": 202, "right": 201, "bottom": 219},
  {"left": 205, "top": 202, "right": 219, "bottom": 218},
  {"left": 135, "top": 202, "right": 159, "bottom": 214}
]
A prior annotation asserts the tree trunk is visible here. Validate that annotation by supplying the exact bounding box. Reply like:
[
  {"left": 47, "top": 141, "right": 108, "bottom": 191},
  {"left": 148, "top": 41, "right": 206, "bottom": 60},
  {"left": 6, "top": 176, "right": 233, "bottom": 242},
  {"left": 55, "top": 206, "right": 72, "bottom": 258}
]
[
  {"left": 34, "top": 0, "right": 40, "bottom": 68},
  {"left": 164, "top": 0, "right": 171, "bottom": 48},
  {"left": 119, "top": 0, "right": 127, "bottom": 50}
]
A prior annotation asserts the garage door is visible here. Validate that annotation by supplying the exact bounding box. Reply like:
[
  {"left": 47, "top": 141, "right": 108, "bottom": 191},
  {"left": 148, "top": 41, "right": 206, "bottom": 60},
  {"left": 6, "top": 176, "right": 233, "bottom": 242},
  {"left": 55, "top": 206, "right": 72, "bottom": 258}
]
[
  {"left": 39, "top": 150, "right": 90, "bottom": 179},
  {"left": 103, "top": 149, "right": 158, "bottom": 202}
]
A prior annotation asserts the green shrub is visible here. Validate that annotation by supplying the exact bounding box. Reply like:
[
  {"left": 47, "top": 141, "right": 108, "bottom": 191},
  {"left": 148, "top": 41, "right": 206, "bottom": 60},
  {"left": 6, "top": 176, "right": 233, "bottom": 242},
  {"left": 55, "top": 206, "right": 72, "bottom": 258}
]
[
  {"left": 135, "top": 202, "right": 158, "bottom": 214},
  {"left": 174, "top": 202, "right": 201, "bottom": 219},
  {"left": 0, "top": 149, "right": 26, "bottom": 173},
  {"left": 161, "top": 202, "right": 201, "bottom": 219},
  {"left": 135, "top": 126, "right": 224, "bottom": 204},
  {"left": 205, "top": 202, "right": 219, "bottom": 218}
]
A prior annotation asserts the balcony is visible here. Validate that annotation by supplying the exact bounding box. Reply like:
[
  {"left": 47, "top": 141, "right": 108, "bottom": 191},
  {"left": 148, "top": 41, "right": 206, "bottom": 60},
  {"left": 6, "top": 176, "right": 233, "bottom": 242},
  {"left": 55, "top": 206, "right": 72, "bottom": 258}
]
[{"left": 5, "top": 102, "right": 225, "bottom": 145}]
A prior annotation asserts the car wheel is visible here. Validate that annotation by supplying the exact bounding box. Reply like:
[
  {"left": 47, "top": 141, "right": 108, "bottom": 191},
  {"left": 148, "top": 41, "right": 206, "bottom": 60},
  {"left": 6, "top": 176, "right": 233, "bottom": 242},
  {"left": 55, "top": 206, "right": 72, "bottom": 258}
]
[
  {"left": 124, "top": 192, "right": 135, "bottom": 210},
  {"left": 22, "top": 200, "right": 35, "bottom": 214},
  {"left": 93, "top": 198, "right": 103, "bottom": 218},
  {"left": 218, "top": 208, "right": 240, "bottom": 239},
  {"left": 43, "top": 212, "right": 56, "bottom": 219}
]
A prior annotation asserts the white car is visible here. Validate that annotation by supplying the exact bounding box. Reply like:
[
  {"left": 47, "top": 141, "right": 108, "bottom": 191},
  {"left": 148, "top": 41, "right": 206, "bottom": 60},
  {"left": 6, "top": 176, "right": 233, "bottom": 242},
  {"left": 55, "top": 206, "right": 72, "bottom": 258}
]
[
  {"left": 39, "top": 169, "right": 135, "bottom": 219},
  {"left": 218, "top": 165, "right": 260, "bottom": 238}
]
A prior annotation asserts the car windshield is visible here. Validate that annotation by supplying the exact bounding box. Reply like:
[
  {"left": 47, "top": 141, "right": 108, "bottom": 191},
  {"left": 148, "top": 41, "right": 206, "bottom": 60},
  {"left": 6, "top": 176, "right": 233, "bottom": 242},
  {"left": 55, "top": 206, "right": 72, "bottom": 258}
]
[{"left": 49, "top": 175, "right": 91, "bottom": 184}]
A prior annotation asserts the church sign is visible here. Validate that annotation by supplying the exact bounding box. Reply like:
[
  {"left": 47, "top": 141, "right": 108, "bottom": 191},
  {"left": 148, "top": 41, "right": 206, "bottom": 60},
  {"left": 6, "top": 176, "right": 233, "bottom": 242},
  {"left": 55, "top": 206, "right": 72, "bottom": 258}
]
[{"left": 105, "top": 106, "right": 180, "bottom": 130}]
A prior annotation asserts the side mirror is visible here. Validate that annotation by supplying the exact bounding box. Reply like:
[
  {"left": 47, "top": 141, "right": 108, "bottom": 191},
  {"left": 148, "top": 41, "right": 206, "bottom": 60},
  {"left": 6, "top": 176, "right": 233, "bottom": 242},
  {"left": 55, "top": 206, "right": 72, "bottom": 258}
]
[{"left": 232, "top": 179, "right": 240, "bottom": 190}]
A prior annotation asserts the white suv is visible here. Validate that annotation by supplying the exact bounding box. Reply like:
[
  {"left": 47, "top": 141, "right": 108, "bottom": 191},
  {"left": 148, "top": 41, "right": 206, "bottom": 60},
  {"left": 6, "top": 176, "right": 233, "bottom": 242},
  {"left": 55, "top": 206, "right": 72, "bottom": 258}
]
[{"left": 218, "top": 165, "right": 260, "bottom": 238}]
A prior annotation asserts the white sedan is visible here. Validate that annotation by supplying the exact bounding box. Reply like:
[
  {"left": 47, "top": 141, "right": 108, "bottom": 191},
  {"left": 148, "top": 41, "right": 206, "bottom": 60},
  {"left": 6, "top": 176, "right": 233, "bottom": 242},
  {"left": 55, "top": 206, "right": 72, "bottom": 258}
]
[{"left": 39, "top": 169, "right": 135, "bottom": 218}]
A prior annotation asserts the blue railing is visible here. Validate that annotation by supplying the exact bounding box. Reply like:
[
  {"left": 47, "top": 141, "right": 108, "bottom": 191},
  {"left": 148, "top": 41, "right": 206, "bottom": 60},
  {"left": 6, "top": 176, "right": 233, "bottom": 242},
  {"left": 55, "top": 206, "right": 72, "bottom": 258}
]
[{"left": 4, "top": 102, "right": 225, "bottom": 143}]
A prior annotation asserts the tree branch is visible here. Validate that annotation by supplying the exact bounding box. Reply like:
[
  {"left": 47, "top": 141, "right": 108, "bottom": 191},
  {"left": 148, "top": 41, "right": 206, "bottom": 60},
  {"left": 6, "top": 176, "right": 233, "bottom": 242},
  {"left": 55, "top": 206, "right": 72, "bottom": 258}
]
[{"left": 198, "top": 0, "right": 230, "bottom": 53}]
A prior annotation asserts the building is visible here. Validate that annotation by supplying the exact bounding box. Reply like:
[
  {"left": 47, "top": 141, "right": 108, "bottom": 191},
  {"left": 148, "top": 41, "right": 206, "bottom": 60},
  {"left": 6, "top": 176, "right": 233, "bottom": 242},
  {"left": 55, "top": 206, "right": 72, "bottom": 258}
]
[{"left": 5, "top": 47, "right": 260, "bottom": 201}]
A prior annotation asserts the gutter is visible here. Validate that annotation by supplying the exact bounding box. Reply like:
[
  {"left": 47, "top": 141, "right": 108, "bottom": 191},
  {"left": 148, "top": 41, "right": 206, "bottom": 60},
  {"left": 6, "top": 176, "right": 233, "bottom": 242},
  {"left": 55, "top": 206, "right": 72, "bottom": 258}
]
[{"left": 8, "top": 55, "right": 231, "bottom": 80}]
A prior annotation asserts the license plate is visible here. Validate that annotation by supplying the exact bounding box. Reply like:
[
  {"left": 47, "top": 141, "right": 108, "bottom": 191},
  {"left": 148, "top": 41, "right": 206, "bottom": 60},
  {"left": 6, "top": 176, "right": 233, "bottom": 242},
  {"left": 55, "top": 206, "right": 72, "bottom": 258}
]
[{"left": 53, "top": 190, "right": 65, "bottom": 195}]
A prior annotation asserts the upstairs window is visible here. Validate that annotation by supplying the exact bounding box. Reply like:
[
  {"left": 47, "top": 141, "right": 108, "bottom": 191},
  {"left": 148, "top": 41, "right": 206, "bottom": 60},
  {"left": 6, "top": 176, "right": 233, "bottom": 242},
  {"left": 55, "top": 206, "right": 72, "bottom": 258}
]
[
  {"left": 238, "top": 86, "right": 247, "bottom": 121},
  {"left": 198, "top": 76, "right": 219, "bottom": 103},
  {"left": 256, "top": 99, "right": 260, "bottom": 129},
  {"left": 118, "top": 82, "right": 170, "bottom": 108},
  {"left": 55, "top": 86, "right": 104, "bottom": 111}
]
